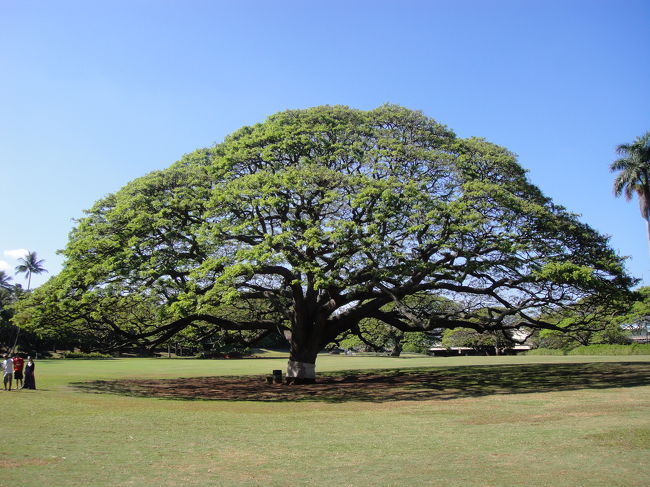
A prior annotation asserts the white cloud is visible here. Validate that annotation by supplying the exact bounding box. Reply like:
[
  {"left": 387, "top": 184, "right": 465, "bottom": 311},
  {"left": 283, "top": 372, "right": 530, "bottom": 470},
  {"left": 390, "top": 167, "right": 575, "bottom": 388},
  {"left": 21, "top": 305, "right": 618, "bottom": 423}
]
[
  {"left": 4, "top": 249, "right": 28, "bottom": 260},
  {"left": 0, "top": 260, "right": 11, "bottom": 272}
]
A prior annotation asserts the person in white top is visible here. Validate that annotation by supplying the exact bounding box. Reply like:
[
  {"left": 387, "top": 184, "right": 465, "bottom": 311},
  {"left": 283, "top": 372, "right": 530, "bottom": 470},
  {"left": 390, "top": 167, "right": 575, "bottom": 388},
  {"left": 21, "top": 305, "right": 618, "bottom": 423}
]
[{"left": 2, "top": 355, "right": 14, "bottom": 391}]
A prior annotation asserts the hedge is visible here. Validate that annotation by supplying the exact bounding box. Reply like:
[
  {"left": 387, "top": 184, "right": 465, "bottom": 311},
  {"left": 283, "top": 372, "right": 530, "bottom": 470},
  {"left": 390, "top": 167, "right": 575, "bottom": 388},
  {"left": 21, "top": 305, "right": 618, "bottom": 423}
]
[
  {"left": 526, "top": 344, "right": 650, "bottom": 356},
  {"left": 61, "top": 351, "right": 114, "bottom": 359},
  {"left": 567, "top": 344, "right": 650, "bottom": 355}
]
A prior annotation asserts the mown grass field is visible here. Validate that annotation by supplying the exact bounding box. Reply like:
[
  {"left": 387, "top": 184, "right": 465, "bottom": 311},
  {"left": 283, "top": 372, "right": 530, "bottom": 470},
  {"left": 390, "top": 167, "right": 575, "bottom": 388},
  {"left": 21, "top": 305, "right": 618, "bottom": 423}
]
[{"left": 2, "top": 354, "right": 650, "bottom": 487}]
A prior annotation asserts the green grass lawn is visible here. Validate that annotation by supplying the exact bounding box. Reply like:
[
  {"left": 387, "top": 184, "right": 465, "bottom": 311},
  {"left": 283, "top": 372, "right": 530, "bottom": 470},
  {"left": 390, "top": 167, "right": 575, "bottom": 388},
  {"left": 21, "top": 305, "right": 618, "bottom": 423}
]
[{"left": 2, "top": 354, "right": 650, "bottom": 486}]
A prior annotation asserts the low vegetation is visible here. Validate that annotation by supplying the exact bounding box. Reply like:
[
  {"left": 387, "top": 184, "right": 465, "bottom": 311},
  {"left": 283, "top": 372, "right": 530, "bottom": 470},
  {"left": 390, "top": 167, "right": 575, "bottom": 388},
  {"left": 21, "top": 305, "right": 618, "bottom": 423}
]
[
  {"left": 526, "top": 348, "right": 571, "bottom": 356},
  {"left": 528, "top": 344, "right": 650, "bottom": 356},
  {"left": 568, "top": 343, "right": 650, "bottom": 355},
  {"left": 60, "top": 351, "right": 114, "bottom": 359}
]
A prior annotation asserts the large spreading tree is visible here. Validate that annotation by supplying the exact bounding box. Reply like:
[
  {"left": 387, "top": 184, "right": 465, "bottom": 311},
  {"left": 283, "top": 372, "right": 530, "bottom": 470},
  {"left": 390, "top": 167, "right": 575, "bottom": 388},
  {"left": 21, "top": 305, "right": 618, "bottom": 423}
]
[{"left": 15, "top": 105, "right": 633, "bottom": 382}]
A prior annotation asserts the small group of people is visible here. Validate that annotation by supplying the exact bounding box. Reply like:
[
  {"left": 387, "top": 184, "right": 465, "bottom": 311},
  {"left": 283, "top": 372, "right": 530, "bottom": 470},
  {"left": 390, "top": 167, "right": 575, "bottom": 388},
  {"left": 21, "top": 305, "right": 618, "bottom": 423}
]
[{"left": 2, "top": 353, "right": 35, "bottom": 391}]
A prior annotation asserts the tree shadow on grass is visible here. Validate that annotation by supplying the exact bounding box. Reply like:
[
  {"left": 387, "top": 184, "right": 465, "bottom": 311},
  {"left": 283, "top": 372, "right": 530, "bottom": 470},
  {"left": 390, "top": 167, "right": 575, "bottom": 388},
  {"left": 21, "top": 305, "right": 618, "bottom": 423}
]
[{"left": 71, "top": 361, "right": 650, "bottom": 403}]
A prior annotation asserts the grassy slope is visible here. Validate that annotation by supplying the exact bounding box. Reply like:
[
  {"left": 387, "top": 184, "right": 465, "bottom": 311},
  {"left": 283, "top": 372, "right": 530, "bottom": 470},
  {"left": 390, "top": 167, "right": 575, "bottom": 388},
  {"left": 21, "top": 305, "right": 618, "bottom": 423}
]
[{"left": 2, "top": 354, "right": 649, "bottom": 487}]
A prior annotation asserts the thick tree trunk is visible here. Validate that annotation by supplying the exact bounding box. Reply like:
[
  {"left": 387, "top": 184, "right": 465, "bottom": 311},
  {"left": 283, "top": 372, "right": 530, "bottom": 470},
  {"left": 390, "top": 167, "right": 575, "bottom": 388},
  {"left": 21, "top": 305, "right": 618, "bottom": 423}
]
[
  {"left": 286, "top": 347, "right": 318, "bottom": 384},
  {"left": 285, "top": 322, "right": 321, "bottom": 384},
  {"left": 284, "top": 290, "right": 342, "bottom": 384},
  {"left": 286, "top": 360, "right": 316, "bottom": 384}
]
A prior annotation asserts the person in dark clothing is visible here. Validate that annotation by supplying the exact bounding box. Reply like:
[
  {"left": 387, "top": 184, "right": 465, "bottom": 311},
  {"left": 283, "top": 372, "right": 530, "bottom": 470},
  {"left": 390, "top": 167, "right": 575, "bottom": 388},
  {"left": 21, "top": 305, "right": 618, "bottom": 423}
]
[{"left": 23, "top": 356, "right": 35, "bottom": 390}]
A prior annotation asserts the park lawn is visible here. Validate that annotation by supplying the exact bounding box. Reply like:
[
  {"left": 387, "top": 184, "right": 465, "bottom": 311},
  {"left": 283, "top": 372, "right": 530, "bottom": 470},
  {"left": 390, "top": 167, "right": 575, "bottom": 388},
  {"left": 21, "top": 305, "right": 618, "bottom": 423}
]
[{"left": 1, "top": 355, "right": 649, "bottom": 487}]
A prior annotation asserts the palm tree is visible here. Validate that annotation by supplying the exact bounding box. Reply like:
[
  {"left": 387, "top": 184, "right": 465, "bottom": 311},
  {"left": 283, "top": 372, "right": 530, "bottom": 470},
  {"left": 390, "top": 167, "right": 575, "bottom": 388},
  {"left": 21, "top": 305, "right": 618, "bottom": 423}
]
[
  {"left": 14, "top": 251, "right": 47, "bottom": 290},
  {"left": 0, "top": 271, "right": 12, "bottom": 290},
  {"left": 610, "top": 131, "right": 650, "bottom": 252}
]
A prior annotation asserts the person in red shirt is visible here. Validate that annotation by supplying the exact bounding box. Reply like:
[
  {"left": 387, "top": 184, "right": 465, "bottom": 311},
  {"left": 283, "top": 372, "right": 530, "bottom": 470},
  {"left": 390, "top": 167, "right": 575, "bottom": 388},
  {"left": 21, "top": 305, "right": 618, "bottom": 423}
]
[{"left": 12, "top": 354, "right": 24, "bottom": 389}]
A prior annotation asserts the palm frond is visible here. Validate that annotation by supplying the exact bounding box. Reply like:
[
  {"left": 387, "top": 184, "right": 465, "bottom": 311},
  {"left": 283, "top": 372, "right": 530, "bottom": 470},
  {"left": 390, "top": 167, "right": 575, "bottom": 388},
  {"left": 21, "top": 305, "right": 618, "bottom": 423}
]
[
  {"left": 612, "top": 131, "right": 650, "bottom": 231},
  {"left": 616, "top": 142, "right": 633, "bottom": 156},
  {"left": 14, "top": 251, "right": 48, "bottom": 289},
  {"left": 0, "top": 271, "right": 12, "bottom": 289}
]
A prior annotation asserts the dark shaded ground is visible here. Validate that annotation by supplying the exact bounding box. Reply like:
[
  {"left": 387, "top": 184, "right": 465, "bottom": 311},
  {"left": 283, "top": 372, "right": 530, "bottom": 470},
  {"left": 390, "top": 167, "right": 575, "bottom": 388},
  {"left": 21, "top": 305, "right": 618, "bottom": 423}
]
[{"left": 71, "top": 362, "right": 650, "bottom": 403}]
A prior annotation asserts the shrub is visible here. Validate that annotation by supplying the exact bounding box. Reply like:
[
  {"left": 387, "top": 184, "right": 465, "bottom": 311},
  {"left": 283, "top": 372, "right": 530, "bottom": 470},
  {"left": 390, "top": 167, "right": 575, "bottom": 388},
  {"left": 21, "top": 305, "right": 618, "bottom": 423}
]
[
  {"left": 525, "top": 348, "right": 568, "bottom": 356},
  {"left": 568, "top": 344, "right": 650, "bottom": 355},
  {"left": 62, "top": 351, "right": 113, "bottom": 359}
]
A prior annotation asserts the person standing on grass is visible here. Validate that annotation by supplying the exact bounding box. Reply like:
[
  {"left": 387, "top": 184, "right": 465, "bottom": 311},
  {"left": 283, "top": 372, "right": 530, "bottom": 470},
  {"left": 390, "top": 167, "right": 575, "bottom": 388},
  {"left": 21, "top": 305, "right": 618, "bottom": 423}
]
[
  {"left": 23, "top": 356, "right": 35, "bottom": 390},
  {"left": 2, "top": 354, "right": 13, "bottom": 391},
  {"left": 12, "top": 354, "right": 24, "bottom": 389}
]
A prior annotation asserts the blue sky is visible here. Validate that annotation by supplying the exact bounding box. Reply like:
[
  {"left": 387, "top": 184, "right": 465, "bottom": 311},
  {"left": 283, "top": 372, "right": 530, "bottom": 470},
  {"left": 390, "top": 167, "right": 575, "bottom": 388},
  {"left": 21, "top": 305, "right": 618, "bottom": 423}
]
[{"left": 1, "top": 0, "right": 648, "bottom": 289}]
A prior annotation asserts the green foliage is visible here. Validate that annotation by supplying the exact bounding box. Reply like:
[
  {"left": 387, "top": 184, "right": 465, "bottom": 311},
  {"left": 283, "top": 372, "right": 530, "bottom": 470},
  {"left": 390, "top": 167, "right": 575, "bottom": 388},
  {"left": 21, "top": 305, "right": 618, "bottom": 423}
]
[
  {"left": 530, "top": 286, "right": 650, "bottom": 351},
  {"left": 527, "top": 344, "right": 650, "bottom": 355},
  {"left": 568, "top": 344, "right": 650, "bottom": 355},
  {"left": 62, "top": 351, "right": 113, "bottom": 359},
  {"left": 401, "top": 332, "right": 433, "bottom": 354},
  {"left": 530, "top": 289, "right": 637, "bottom": 350},
  {"left": 0, "top": 286, "right": 17, "bottom": 350},
  {"left": 336, "top": 321, "right": 433, "bottom": 355},
  {"left": 592, "top": 323, "right": 633, "bottom": 345},
  {"left": 1, "top": 282, "right": 56, "bottom": 353},
  {"left": 610, "top": 131, "right": 650, "bottom": 217},
  {"left": 534, "top": 329, "right": 579, "bottom": 351},
  {"left": 14, "top": 251, "right": 47, "bottom": 290},
  {"left": 534, "top": 320, "right": 632, "bottom": 350},
  {"left": 615, "top": 286, "right": 650, "bottom": 337},
  {"left": 13, "top": 105, "right": 634, "bottom": 367},
  {"left": 525, "top": 348, "right": 568, "bottom": 356},
  {"left": 441, "top": 327, "right": 515, "bottom": 351},
  {"left": 334, "top": 294, "right": 452, "bottom": 355}
]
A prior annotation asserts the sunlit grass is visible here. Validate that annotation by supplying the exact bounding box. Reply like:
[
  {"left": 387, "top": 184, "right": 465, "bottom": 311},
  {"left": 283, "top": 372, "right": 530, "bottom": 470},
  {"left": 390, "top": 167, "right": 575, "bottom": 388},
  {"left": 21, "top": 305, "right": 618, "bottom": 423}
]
[{"left": 3, "top": 355, "right": 650, "bottom": 487}]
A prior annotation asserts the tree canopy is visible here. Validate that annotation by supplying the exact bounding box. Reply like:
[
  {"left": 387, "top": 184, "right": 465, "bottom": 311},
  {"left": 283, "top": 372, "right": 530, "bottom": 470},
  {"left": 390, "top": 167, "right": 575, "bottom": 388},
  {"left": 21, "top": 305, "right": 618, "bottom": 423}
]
[{"left": 15, "top": 105, "right": 633, "bottom": 381}]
